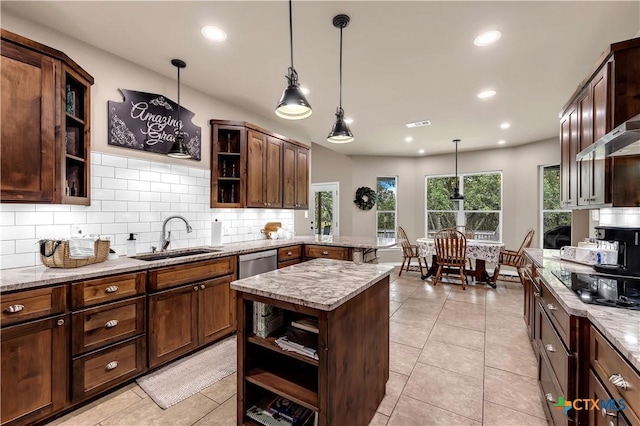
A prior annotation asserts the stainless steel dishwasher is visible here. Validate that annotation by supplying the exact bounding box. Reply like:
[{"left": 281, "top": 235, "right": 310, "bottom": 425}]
[{"left": 238, "top": 249, "right": 278, "bottom": 279}]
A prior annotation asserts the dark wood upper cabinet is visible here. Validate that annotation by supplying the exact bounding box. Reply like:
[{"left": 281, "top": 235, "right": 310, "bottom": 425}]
[
  {"left": 209, "top": 120, "right": 309, "bottom": 209},
  {"left": 0, "top": 29, "right": 93, "bottom": 204},
  {"left": 560, "top": 37, "right": 640, "bottom": 208}
]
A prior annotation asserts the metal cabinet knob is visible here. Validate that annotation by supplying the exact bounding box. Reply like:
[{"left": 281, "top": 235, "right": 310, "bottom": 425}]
[
  {"left": 322, "top": 251, "right": 329, "bottom": 255},
  {"left": 601, "top": 408, "right": 616, "bottom": 418},
  {"left": 194, "top": 286, "right": 199, "bottom": 291},
  {"left": 105, "top": 361, "right": 119, "bottom": 371},
  {"left": 105, "top": 320, "right": 119, "bottom": 329},
  {"left": 57, "top": 319, "right": 65, "bottom": 326},
  {"left": 545, "top": 344, "right": 556, "bottom": 353},
  {"left": 4, "top": 304, "right": 24, "bottom": 314},
  {"left": 545, "top": 393, "right": 556, "bottom": 403},
  {"left": 287, "top": 251, "right": 293, "bottom": 256},
  {"left": 546, "top": 303, "right": 557, "bottom": 311},
  {"left": 105, "top": 286, "right": 119, "bottom": 294},
  {"left": 534, "top": 291, "right": 540, "bottom": 297},
  {"left": 200, "top": 284, "right": 205, "bottom": 290},
  {"left": 608, "top": 374, "right": 629, "bottom": 390}
]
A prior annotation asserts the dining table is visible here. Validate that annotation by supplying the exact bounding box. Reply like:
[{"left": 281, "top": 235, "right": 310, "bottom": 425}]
[{"left": 416, "top": 237, "right": 505, "bottom": 288}]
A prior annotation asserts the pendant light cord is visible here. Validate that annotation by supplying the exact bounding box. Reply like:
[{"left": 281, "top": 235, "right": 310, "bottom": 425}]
[
  {"left": 339, "top": 25, "right": 343, "bottom": 109},
  {"left": 455, "top": 139, "right": 458, "bottom": 179},
  {"left": 177, "top": 66, "right": 181, "bottom": 131},
  {"left": 289, "top": 0, "right": 294, "bottom": 69}
]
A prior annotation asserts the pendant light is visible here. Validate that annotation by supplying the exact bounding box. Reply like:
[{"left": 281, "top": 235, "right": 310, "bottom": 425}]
[
  {"left": 450, "top": 139, "right": 464, "bottom": 200},
  {"left": 168, "top": 59, "right": 191, "bottom": 159},
  {"left": 275, "top": 0, "right": 312, "bottom": 120},
  {"left": 327, "top": 14, "right": 354, "bottom": 144}
]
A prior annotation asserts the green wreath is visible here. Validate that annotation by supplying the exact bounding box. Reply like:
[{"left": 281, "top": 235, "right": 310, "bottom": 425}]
[{"left": 353, "top": 186, "right": 377, "bottom": 210}]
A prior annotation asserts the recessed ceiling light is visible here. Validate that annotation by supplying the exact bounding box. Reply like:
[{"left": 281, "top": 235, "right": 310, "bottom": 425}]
[
  {"left": 477, "top": 90, "right": 496, "bottom": 99},
  {"left": 474, "top": 30, "right": 502, "bottom": 46},
  {"left": 497, "top": 140, "right": 506, "bottom": 145},
  {"left": 418, "top": 149, "right": 425, "bottom": 154},
  {"left": 405, "top": 137, "right": 413, "bottom": 143},
  {"left": 201, "top": 26, "right": 227, "bottom": 42},
  {"left": 500, "top": 122, "right": 510, "bottom": 129},
  {"left": 344, "top": 118, "right": 354, "bottom": 124},
  {"left": 301, "top": 87, "right": 310, "bottom": 95},
  {"left": 405, "top": 120, "right": 431, "bottom": 128}
]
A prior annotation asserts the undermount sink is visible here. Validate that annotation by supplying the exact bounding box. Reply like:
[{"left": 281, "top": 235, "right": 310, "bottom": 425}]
[{"left": 132, "top": 248, "right": 223, "bottom": 261}]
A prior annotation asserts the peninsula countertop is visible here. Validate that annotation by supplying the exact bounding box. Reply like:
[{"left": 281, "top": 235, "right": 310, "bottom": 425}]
[
  {"left": 230, "top": 258, "right": 394, "bottom": 311},
  {"left": 0, "top": 236, "right": 400, "bottom": 293},
  {"left": 524, "top": 248, "right": 640, "bottom": 371}
]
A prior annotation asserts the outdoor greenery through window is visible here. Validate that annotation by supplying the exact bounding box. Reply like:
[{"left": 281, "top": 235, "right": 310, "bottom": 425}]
[
  {"left": 425, "top": 172, "right": 502, "bottom": 240},
  {"left": 314, "top": 191, "right": 334, "bottom": 235},
  {"left": 541, "top": 165, "right": 572, "bottom": 249},
  {"left": 376, "top": 177, "right": 397, "bottom": 238}
]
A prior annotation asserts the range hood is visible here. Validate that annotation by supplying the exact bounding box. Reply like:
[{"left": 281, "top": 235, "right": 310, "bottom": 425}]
[{"left": 576, "top": 113, "right": 640, "bottom": 161}]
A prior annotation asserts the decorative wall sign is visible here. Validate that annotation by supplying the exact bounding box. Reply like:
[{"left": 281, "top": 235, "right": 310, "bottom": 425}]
[{"left": 108, "top": 89, "right": 201, "bottom": 160}]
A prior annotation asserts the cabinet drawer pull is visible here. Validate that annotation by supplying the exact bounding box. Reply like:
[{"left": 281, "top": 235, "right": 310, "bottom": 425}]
[
  {"left": 601, "top": 408, "right": 617, "bottom": 418},
  {"left": 545, "top": 393, "right": 556, "bottom": 404},
  {"left": 546, "top": 303, "right": 557, "bottom": 311},
  {"left": 194, "top": 286, "right": 199, "bottom": 291},
  {"left": 105, "top": 319, "right": 119, "bottom": 329},
  {"left": 608, "top": 374, "right": 629, "bottom": 390},
  {"left": 200, "top": 284, "right": 205, "bottom": 290},
  {"left": 322, "top": 251, "right": 329, "bottom": 255},
  {"left": 533, "top": 291, "right": 540, "bottom": 297},
  {"left": 105, "top": 361, "right": 119, "bottom": 371},
  {"left": 544, "top": 344, "right": 556, "bottom": 353},
  {"left": 105, "top": 286, "right": 119, "bottom": 294},
  {"left": 287, "top": 251, "right": 293, "bottom": 256},
  {"left": 57, "top": 319, "right": 65, "bottom": 326},
  {"left": 4, "top": 304, "right": 24, "bottom": 314}
]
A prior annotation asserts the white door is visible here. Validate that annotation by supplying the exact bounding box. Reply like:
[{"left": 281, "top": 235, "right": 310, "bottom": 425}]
[{"left": 310, "top": 182, "right": 340, "bottom": 236}]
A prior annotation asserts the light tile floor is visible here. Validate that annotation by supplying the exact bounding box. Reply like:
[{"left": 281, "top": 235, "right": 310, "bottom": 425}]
[{"left": 48, "top": 268, "right": 548, "bottom": 426}]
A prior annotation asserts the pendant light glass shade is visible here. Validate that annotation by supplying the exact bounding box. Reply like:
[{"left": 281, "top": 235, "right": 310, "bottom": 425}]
[
  {"left": 327, "top": 107, "right": 354, "bottom": 143},
  {"left": 168, "top": 59, "right": 191, "bottom": 159},
  {"left": 275, "top": 0, "right": 312, "bottom": 120},
  {"left": 450, "top": 139, "right": 464, "bottom": 200},
  {"left": 327, "top": 14, "right": 353, "bottom": 143}
]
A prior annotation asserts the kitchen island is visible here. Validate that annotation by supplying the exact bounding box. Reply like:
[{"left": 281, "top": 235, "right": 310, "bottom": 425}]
[{"left": 231, "top": 258, "right": 394, "bottom": 426}]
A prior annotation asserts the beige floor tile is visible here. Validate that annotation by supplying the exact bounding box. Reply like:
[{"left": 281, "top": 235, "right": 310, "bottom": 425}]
[
  {"left": 200, "top": 373, "right": 237, "bottom": 404},
  {"left": 192, "top": 396, "right": 236, "bottom": 426},
  {"left": 388, "top": 396, "right": 481, "bottom": 426},
  {"left": 436, "top": 309, "right": 485, "bottom": 332},
  {"left": 389, "top": 300, "right": 402, "bottom": 316},
  {"left": 484, "top": 367, "right": 546, "bottom": 420},
  {"left": 131, "top": 385, "right": 149, "bottom": 399},
  {"left": 390, "top": 306, "right": 439, "bottom": 326},
  {"left": 441, "top": 299, "right": 486, "bottom": 315},
  {"left": 408, "top": 287, "right": 450, "bottom": 302},
  {"left": 101, "top": 392, "right": 218, "bottom": 426},
  {"left": 376, "top": 371, "right": 409, "bottom": 416},
  {"left": 486, "top": 327, "right": 533, "bottom": 353},
  {"left": 485, "top": 340, "right": 538, "bottom": 378},
  {"left": 390, "top": 290, "right": 412, "bottom": 303},
  {"left": 447, "top": 288, "right": 487, "bottom": 304},
  {"left": 391, "top": 279, "right": 421, "bottom": 290},
  {"left": 48, "top": 388, "right": 143, "bottom": 426},
  {"left": 402, "top": 363, "right": 484, "bottom": 422},
  {"left": 400, "top": 298, "right": 445, "bottom": 313},
  {"left": 483, "top": 401, "right": 549, "bottom": 426},
  {"left": 390, "top": 341, "right": 422, "bottom": 376},
  {"left": 389, "top": 284, "right": 417, "bottom": 297},
  {"left": 428, "top": 322, "right": 485, "bottom": 352},
  {"left": 485, "top": 314, "right": 528, "bottom": 336},
  {"left": 369, "top": 412, "right": 390, "bottom": 426},
  {"left": 485, "top": 298, "right": 523, "bottom": 316},
  {"left": 390, "top": 320, "right": 433, "bottom": 349},
  {"left": 418, "top": 339, "right": 484, "bottom": 379}
]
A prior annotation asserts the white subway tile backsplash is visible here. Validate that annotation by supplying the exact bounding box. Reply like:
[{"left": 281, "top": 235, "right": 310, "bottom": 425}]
[
  {"left": 0, "top": 152, "right": 294, "bottom": 269},
  {"left": 15, "top": 212, "right": 54, "bottom": 226}
]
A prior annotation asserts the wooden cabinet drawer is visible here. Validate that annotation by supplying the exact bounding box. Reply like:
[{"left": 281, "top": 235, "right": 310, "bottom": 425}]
[
  {"left": 538, "top": 304, "right": 574, "bottom": 396},
  {"left": 148, "top": 256, "right": 236, "bottom": 292},
  {"left": 539, "top": 282, "right": 571, "bottom": 347},
  {"left": 590, "top": 326, "right": 640, "bottom": 426},
  {"left": 71, "top": 272, "right": 145, "bottom": 309},
  {"left": 278, "top": 259, "right": 302, "bottom": 269},
  {"left": 588, "top": 369, "right": 631, "bottom": 426},
  {"left": 278, "top": 245, "right": 302, "bottom": 262},
  {"left": 1, "top": 286, "right": 66, "bottom": 326},
  {"left": 540, "top": 352, "right": 570, "bottom": 426},
  {"left": 72, "top": 296, "right": 145, "bottom": 355},
  {"left": 305, "top": 245, "right": 350, "bottom": 261},
  {"left": 72, "top": 335, "right": 146, "bottom": 401}
]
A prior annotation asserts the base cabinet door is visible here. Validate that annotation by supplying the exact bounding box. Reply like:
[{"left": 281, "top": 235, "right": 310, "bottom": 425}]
[
  {"left": 1, "top": 314, "right": 68, "bottom": 425},
  {"left": 198, "top": 275, "right": 236, "bottom": 345},
  {"left": 148, "top": 285, "right": 199, "bottom": 368}
]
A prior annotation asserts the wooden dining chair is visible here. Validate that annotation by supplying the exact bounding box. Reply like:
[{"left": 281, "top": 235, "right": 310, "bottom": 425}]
[
  {"left": 433, "top": 228, "right": 468, "bottom": 290},
  {"left": 492, "top": 229, "right": 535, "bottom": 286},
  {"left": 397, "top": 226, "right": 427, "bottom": 276}
]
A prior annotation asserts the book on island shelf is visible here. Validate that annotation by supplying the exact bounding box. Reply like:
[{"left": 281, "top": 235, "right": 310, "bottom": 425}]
[
  {"left": 246, "top": 396, "right": 316, "bottom": 426},
  {"left": 290, "top": 317, "right": 319, "bottom": 334},
  {"left": 253, "top": 302, "right": 284, "bottom": 338},
  {"left": 275, "top": 337, "right": 318, "bottom": 360}
]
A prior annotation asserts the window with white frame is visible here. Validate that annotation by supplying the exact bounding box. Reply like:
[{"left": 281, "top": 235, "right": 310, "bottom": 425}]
[
  {"left": 540, "top": 165, "right": 572, "bottom": 249},
  {"left": 376, "top": 177, "right": 397, "bottom": 238},
  {"left": 425, "top": 172, "right": 502, "bottom": 240}
]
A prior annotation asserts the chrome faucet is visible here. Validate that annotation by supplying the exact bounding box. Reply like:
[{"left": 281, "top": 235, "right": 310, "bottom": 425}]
[{"left": 161, "top": 215, "right": 193, "bottom": 251}]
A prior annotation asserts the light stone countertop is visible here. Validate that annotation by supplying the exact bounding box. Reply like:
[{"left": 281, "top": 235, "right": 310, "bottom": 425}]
[
  {"left": 0, "top": 236, "right": 400, "bottom": 293},
  {"left": 230, "top": 258, "right": 394, "bottom": 311},
  {"left": 524, "top": 248, "right": 640, "bottom": 371}
]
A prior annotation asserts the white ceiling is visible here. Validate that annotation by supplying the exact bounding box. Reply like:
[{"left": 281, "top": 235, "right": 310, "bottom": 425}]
[{"left": 3, "top": 1, "right": 640, "bottom": 156}]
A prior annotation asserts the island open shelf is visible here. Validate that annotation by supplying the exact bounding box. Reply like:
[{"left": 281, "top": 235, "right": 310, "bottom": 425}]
[{"left": 233, "top": 259, "right": 392, "bottom": 426}]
